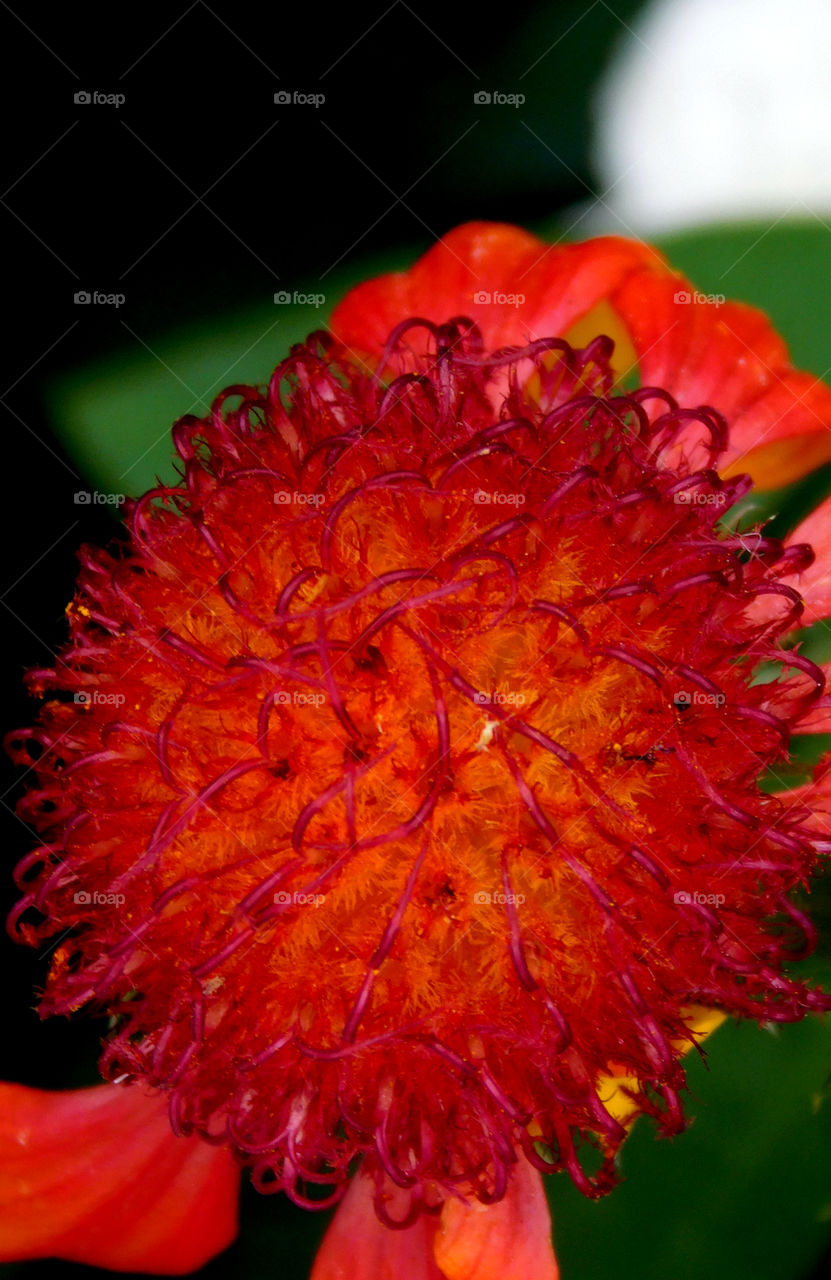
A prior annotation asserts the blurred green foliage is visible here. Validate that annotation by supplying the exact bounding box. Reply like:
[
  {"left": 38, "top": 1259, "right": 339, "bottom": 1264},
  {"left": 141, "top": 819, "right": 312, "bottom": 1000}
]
[{"left": 547, "top": 999, "right": 831, "bottom": 1280}]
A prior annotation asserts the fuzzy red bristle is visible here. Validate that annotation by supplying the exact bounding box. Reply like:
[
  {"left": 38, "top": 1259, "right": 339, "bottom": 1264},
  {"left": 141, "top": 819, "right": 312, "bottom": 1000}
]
[{"left": 7, "top": 321, "right": 829, "bottom": 1216}]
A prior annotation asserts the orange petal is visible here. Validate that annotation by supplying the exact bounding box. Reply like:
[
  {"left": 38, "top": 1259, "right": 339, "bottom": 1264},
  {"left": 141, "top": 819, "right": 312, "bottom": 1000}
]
[
  {"left": 0, "top": 1081, "right": 239, "bottom": 1274},
  {"left": 310, "top": 1172, "right": 443, "bottom": 1280},
  {"left": 434, "top": 1160, "right": 559, "bottom": 1280}
]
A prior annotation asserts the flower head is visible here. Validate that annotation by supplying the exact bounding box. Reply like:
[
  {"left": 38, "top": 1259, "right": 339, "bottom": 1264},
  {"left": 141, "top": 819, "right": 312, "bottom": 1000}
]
[{"left": 6, "top": 223, "right": 831, "bottom": 1276}]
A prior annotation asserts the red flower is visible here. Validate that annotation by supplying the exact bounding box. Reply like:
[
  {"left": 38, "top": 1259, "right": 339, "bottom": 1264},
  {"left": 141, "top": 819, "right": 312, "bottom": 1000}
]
[{"left": 6, "top": 222, "right": 831, "bottom": 1278}]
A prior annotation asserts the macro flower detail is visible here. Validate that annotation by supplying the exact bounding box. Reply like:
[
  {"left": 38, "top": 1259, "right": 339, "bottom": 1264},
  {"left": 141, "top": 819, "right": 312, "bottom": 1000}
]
[
  {"left": 6, "top": 222, "right": 831, "bottom": 1277},
  {"left": 0, "top": 1081, "right": 239, "bottom": 1272}
]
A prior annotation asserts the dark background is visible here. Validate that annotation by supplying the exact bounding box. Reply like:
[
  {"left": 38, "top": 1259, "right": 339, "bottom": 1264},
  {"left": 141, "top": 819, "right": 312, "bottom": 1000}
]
[
  {"left": 3, "top": 3, "right": 831, "bottom": 1279},
  {"left": 2, "top": 0, "right": 640, "bottom": 1085}
]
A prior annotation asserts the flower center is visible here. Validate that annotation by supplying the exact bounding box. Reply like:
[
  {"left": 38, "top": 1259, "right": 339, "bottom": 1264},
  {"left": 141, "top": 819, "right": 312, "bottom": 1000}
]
[{"left": 10, "top": 319, "right": 827, "bottom": 1209}]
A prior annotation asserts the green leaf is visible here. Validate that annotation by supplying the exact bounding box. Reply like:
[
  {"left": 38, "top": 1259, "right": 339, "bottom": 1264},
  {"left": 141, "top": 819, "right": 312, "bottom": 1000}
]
[
  {"left": 45, "top": 253, "right": 407, "bottom": 499},
  {"left": 654, "top": 222, "right": 831, "bottom": 380},
  {"left": 546, "top": 1007, "right": 831, "bottom": 1280}
]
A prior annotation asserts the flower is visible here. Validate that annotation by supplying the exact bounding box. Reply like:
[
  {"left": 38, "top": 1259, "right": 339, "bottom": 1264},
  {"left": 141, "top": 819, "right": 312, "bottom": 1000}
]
[{"left": 5, "top": 222, "right": 831, "bottom": 1278}]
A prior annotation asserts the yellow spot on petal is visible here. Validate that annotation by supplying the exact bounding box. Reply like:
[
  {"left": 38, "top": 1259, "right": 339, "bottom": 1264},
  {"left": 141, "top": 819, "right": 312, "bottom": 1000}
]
[
  {"left": 563, "top": 300, "right": 639, "bottom": 385},
  {"left": 722, "top": 433, "right": 831, "bottom": 489},
  {"left": 595, "top": 1005, "right": 727, "bottom": 1128}
]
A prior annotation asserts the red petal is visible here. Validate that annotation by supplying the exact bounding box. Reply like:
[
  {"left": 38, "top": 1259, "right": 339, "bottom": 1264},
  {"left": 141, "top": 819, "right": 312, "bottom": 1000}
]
[
  {"left": 783, "top": 495, "right": 831, "bottom": 622},
  {"left": 330, "top": 222, "right": 658, "bottom": 358},
  {"left": 520, "top": 236, "right": 665, "bottom": 348},
  {"left": 312, "top": 1160, "right": 559, "bottom": 1280},
  {"left": 331, "top": 223, "right": 831, "bottom": 485},
  {"left": 781, "top": 768, "right": 831, "bottom": 832},
  {"left": 0, "top": 1081, "right": 239, "bottom": 1274},
  {"left": 602, "top": 269, "right": 831, "bottom": 483},
  {"left": 310, "top": 1173, "right": 443, "bottom": 1280},
  {"left": 434, "top": 1160, "right": 559, "bottom": 1280},
  {"left": 795, "top": 700, "right": 831, "bottom": 734},
  {"left": 331, "top": 222, "right": 542, "bottom": 356}
]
